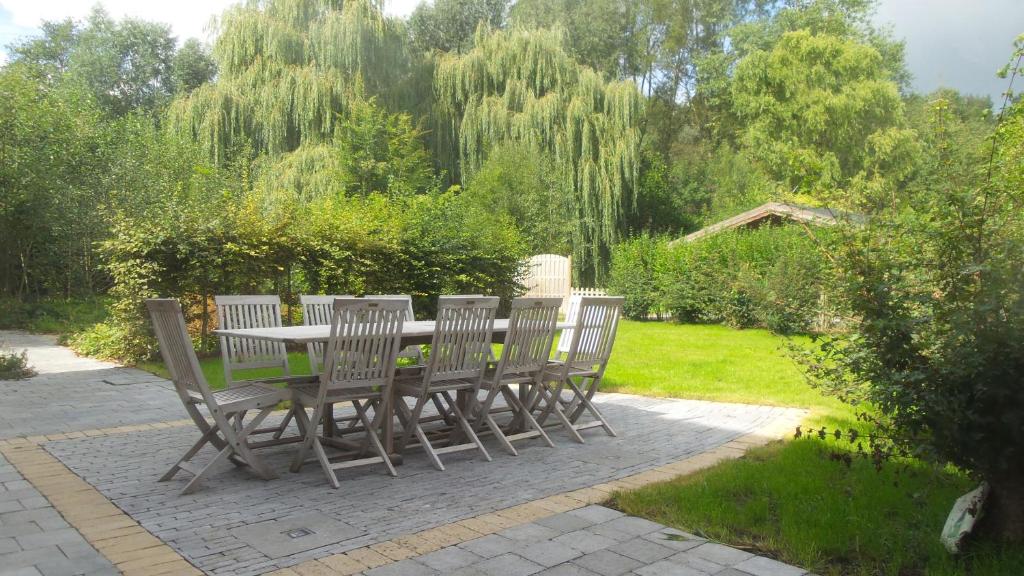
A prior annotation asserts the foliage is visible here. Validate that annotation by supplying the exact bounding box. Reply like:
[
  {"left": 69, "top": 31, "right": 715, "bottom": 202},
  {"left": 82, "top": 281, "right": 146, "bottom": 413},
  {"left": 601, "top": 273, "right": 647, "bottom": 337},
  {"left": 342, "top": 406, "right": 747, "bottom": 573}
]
[
  {"left": 610, "top": 226, "right": 828, "bottom": 333},
  {"left": 408, "top": 0, "right": 507, "bottom": 54},
  {"left": 169, "top": 0, "right": 415, "bottom": 163},
  {"left": 801, "top": 53, "right": 1024, "bottom": 540},
  {"left": 0, "top": 298, "right": 109, "bottom": 342},
  {"left": 87, "top": 184, "right": 527, "bottom": 363},
  {"left": 10, "top": 7, "right": 179, "bottom": 116},
  {"left": 0, "top": 64, "right": 113, "bottom": 299},
  {"left": 460, "top": 142, "right": 570, "bottom": 255},
  {"left": 607, "top": 235, "right": 667, "bottom": 320},
  {"left": 0, "top": 347, "right": 35, "bottom": 380},
  {"left": 435, "top": 26, "right": 644, "bottom": 283},
  {"left": 731, "top": 29, "right": 918, "bottom": 204},
  {"left": 171, "top": 39, "right": 218, "bottom": 95}
]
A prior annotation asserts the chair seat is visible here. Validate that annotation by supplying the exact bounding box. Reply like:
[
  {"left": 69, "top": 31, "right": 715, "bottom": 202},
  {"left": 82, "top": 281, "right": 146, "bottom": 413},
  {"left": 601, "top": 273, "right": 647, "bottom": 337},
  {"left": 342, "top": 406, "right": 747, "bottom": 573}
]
[
  {"left": 191, "top": 383, "right": 288, "bottom": 412},
  {"left": 543, "top": 360, "right": 599, "bottom": 379},
  {"left": 290, "top": 383, "right": 382, "bottom": 404}
]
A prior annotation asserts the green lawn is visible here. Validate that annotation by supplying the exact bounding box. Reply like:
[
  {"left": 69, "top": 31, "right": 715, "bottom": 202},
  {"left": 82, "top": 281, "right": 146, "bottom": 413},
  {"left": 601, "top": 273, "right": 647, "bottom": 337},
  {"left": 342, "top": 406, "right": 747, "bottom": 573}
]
[{"left": 600, "top": 321, "right": 1023, "bottom": 576}]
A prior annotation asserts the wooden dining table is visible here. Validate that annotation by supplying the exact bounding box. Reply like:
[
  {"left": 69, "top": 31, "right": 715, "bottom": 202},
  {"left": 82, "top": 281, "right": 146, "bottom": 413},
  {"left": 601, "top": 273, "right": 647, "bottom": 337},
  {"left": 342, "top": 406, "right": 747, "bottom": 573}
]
[{"left": 213, "top": 319, "right": 571, "bottom": 464}]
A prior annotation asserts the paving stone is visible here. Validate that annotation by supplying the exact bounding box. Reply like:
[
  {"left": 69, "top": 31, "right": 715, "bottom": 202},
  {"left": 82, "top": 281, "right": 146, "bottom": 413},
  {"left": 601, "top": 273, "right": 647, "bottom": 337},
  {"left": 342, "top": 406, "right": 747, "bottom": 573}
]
[
  {"left": 0, "top": 331, "right": 183, "bottom": 440},
  {"left": 666, "top": 551, "right": 725, "bottom": 574},
  {"left": 552, "top": 529, "right": 619, "bottom": 554},
  {"left": 417, "top": 546, "right": 484, "bottom": 571},
  {"left": 459, "top": 535, "right": 518, "bottom": 558},
  {"left": 517, "top": 540, "right": 583, "bottom": 567},
  {"left": 364, "top": 558, "right": 440, "bottom": 576},
  {"left": 0, "top": 538, "right": 20, "bottom": 555},
  {"left": 568, "top": 506, "right": 624, "bottom": 524},
  {"left": 16, "top": 527, "right": 86, "bottom": 550},
  {"left": 640, "top": 529, "right": 704, "bottom": 553},
  {"left": 632, "top": 559, "right": 710, "bottom": 576},
  {"left": 535, "top": 513, "right": 596, "bottom": 533},
  {"left": 1, "top": 330, "right": 803, "bottom": 576},
  {"left": 474, "top": 553, "right": 545, "bottom": 576},
  {"left": 537, "top": 564, "right": 602, "bottom": 576},
  {"left": 687, "top": 543, "right": 754, "bottom": 566},
  {"left": 499, "top": 523, "right": 562, "bottom": 542},
  {"left": 733, "top": 556, "right": 807, "bottom": 576},
  {"left": 609, "top": 538, "right": 675, "bottom": 563},
  {"left": 0, "top": 567, "right": 43, "bottom": 576},
  {"left": 572, "top": 549, "right": 643, "bottom": 576}
]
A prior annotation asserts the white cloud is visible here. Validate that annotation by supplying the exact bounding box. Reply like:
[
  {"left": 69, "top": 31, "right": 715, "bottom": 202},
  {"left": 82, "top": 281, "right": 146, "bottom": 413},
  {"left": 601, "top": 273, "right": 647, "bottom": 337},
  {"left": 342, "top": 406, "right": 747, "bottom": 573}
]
[{"left": 0, "top": 0, "right": 422, "bottom": 45}]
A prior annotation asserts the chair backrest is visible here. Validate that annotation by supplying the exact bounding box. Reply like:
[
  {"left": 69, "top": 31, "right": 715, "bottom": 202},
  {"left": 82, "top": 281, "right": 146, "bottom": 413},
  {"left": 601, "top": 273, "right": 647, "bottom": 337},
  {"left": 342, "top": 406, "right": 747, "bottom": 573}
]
[
  {"left": 145, "top": 299, "right": 214, "bottom": 406},
  {"left": 215, "top": 295, "right": 289, "bottom": 385},
  {"left": 563, "top": 297, "right": 623, "bottom": 374},
  {"left": 495, "top": 297, "right": 561, "bottom": 378},
  {"left": 424, "top": 296, "right": 498, "bottom": 385},
  {"left": 320, "top": 298, "right": 406, "bottom": 393},
  {"left": 300, "top": 294, "right": 354, "bottom": 375},
  {"left": 555, "top": 294, "right": 583, "bottom": 357},
  {"left": 365, "top": 295, "right": 415, "bottom": 321}
]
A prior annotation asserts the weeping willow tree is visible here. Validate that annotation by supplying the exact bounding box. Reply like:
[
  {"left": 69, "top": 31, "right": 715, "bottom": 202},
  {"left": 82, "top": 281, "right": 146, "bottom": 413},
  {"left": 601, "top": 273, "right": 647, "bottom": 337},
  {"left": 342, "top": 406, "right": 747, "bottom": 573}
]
[
  {"left": 435, "top": 26, "right": 644, "bottom": 283},
  {"left": 168, "top": 0, "right": 413, "bottom": 165}
]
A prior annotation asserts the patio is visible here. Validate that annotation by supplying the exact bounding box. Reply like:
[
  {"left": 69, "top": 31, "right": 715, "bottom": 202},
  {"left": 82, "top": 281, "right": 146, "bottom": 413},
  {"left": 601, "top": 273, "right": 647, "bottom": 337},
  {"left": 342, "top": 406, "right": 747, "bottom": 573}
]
[{"left": 0, "top": 331, "right": 806, "bottom": 576}]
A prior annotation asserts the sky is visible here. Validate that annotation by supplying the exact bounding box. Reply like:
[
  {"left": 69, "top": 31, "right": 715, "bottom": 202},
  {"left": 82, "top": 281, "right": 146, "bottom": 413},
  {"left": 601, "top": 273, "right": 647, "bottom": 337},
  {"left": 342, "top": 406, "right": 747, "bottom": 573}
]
[{"left": 0, "top": 0, "right": 1021, "bottom": 103}]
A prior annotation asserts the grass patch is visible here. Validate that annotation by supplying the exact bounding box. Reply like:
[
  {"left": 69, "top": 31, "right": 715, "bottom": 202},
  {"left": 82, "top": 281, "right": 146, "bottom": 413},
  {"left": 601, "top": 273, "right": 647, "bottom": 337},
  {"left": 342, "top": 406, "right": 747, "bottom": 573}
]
[
  {"left": 600, "top": 320, "right": 1023, "bottom": 575},
  {"left": 139, "top": 351, "right": 315, "bottom": 390}
]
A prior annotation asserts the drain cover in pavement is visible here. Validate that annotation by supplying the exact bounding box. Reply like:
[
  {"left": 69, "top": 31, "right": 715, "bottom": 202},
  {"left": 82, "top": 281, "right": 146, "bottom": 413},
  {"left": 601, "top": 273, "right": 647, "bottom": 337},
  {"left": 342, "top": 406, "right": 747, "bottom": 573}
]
[{"left": 230, "top": 512, "right": 363, "bottom": 558}]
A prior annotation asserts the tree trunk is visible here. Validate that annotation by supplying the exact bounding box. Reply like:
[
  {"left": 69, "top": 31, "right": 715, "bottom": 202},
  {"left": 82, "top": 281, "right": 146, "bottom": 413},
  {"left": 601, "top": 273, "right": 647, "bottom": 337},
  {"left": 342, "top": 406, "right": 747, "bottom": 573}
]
[{"left": 983, "top": 477, "right": 1024, "bottom": 543}]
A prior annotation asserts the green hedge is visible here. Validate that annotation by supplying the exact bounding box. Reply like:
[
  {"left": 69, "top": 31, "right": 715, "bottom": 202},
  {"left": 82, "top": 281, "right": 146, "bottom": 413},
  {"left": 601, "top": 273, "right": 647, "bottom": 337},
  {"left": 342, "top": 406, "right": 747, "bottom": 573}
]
[
  {"left": 609, "top": 226, "right": 829, "bottom": 334},
  {"left": 77, "top": 189, "right": 528, "bottom": 363}
]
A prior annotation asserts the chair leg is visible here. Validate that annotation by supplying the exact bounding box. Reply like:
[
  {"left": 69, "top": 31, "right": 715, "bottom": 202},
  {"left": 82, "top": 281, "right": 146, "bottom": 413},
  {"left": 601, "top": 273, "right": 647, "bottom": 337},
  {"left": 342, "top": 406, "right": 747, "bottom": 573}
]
[
  {"left": 161, "top": 422, "right": 221, "bottom": 482},
  {"left": 566, "top": 379, "right": 617, "bottom": 437},
  {"left": 449, "top": 401, "right": 491, "bottom": 462},
  {"left": 231, "top": 409, "right": 279, "bottom": 479},
  {"left": 396, "top": 400, "right": 444, "bottom": 471},
  {"left": 290, "top": 406, "right": 317, "bottom": 473},
  {"left": 354, "top": 400, "right": 397, "bottom": 477},
  {"left": 538, "top": 382, "right": 585, "bottom": 443},
  {"left": 180, "top": 443, "right": 234, "bottom": 495},
  {"left": 504, "top": 388, "right": 555, "bottom": 448}
]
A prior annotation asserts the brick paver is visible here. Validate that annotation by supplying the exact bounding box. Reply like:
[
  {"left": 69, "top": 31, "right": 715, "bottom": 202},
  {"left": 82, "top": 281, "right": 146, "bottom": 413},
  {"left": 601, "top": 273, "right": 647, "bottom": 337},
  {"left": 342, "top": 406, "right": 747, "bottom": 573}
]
[
  {"left": 0, "top": 331, "right": 183, "bottom": 439},
  {"left": 0, "top": 452, "right": 118, "bottom": 576},
  {"left": 0, "top": 333, "right": 809, "bottom": 576},
  {"left": 41, "top": 394, "right": 799, "bottom": 575}
]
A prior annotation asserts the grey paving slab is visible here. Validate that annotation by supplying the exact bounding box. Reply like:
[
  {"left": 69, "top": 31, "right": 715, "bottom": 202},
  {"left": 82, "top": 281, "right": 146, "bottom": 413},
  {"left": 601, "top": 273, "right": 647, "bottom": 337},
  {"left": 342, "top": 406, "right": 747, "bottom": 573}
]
[
  {"left": 0, "top": 331, "right": 182, "bottom": 439},
  {"left": 0, "top": 454, "right": 115, "bottom": 576},
  {"left": 400, "top": 509, "right": 807, "bottom": 576},
  {"left": 45, "top": 393, "right": 795, "bottom": 575}
]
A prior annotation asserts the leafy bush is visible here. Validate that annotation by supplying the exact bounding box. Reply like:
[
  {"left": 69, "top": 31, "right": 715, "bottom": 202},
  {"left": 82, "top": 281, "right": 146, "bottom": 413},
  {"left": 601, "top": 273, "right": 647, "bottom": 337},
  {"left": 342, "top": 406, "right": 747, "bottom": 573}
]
[
  {"left": 802, "top": 79, "right": 1024, "bottom": 542},
  {"left": 611, "top": 225, "right": 828, "bottom": 333},
  {"left": 0, "top": 346, "right": 35, "bottom": 380},
  {"left": 90, "top": 187, "right": 527, "bottom": 364},
  {"left": 608, "top": 236, "right": 667, "bottom": 320},
  {"left": 0, "top": 298, "right": 109, "bottom": 342}
]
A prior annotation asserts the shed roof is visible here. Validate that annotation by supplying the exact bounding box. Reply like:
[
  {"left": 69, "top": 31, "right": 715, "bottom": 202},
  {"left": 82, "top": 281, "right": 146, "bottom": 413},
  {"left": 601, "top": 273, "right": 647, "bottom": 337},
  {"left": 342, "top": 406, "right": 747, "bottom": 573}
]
[{"left": 675, "top": 202, "right": 855, "bottom": 244}]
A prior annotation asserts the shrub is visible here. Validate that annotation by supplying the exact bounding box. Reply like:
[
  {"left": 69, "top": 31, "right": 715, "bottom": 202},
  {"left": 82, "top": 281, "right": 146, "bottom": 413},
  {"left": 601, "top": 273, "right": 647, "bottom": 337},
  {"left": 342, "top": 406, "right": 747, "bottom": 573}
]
[
  {"left": 0, "top": 346, "right": 35, "bottom": 380},
  {"left": 611, "top": 225, "right": 828, "bottom": 333},
  {"left": 802, "top": 79, "right": 1024, "bottom": 542},
  {"left": 608, "top": 236, "right": 667, "bottom": 320}
]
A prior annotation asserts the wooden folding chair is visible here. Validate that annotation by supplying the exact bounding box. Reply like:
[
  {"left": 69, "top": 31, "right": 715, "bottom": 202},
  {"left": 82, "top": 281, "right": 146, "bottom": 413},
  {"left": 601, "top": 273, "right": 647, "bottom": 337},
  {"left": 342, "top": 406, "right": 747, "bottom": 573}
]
[
  {"left": 473, "top": 297, "right": 561, "bottom": 455},
  {"left": 289, "top": 298, "right": 405, "bottom": 488},
  {"left": 394, "top": 296, "right": 497, "bottom": 471},
  {"left": 300, "top": 295, "right": 357, "bottom": 437},
  {"left": 534, "top": 297, "right": 624, "bottom": 442},
  {"left": 365, "top": 295, "right": 425, "bottom": 364},
  {"left": 300, "top": 295, "right": 355, "bottom": 376},
  {"left": 145, "top": 299, "right": 292, "bottom": 495}
]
